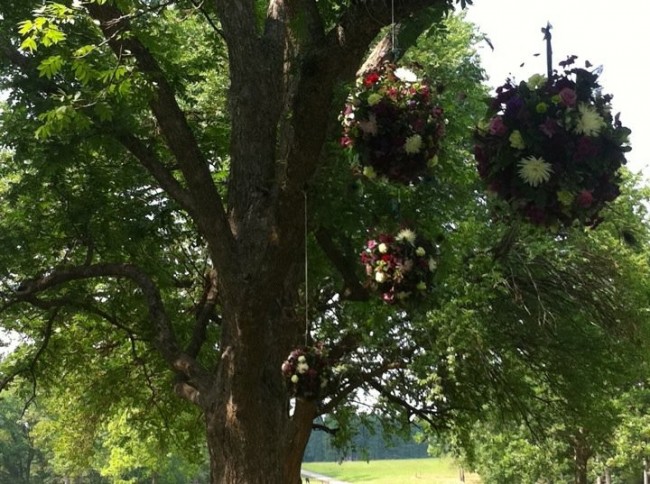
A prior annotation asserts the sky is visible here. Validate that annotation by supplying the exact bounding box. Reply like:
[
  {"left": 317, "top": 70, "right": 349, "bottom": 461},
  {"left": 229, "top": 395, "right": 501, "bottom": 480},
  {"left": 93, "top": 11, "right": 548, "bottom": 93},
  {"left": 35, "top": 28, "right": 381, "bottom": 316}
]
[{"left": 464, "top": 0, "right": 650, "bottom": 177}]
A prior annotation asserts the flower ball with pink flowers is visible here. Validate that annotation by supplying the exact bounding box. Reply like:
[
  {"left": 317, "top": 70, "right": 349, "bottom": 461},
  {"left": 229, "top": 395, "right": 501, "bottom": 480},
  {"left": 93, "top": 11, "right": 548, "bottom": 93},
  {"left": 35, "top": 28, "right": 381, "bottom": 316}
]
[
  {"left": 474, "top": 56, "right": 631, "bottom": 227},
  {"left": 341, "top": 63, "right": 446, "bottom": 184}
]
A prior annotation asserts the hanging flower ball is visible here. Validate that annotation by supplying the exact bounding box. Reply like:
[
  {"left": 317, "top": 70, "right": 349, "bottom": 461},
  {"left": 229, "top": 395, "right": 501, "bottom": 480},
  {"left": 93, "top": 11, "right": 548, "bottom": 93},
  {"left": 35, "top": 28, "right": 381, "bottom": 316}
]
[
  {"left": 360, "top": 228, "right": 437, "bottom": 304},
  {"left": 340, "top": 63, "right": 446, "bottom": 184},
  {"left": 474, "top": 56, "right": 631, "bottom": 227},
  {"left": 281, "top": 345, "right": 330, "bottom": 400}
]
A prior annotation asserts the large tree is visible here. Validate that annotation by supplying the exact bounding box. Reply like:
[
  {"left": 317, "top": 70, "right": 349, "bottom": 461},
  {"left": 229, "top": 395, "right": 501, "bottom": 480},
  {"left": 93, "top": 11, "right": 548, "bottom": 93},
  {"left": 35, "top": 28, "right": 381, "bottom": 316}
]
[
  {"left": 0, "top": 1, "right": 647, "bottom": 483},
  {"left": 0, "top": 1, "right": 483, "bottom": 481}
]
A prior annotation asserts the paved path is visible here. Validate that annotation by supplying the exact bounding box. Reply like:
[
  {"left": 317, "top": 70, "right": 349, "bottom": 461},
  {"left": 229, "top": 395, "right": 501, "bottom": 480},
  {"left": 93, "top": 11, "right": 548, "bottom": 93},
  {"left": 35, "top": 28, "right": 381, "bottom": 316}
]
[{"left": 300, "top": 469, "right": 351, "bottom": 484}]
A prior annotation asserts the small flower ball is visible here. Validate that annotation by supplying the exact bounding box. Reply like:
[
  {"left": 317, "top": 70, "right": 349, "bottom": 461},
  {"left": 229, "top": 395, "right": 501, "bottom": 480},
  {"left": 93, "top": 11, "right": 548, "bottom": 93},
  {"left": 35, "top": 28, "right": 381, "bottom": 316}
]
[{"left": 281, "top": 346, "right": 330, "bottom": 400}]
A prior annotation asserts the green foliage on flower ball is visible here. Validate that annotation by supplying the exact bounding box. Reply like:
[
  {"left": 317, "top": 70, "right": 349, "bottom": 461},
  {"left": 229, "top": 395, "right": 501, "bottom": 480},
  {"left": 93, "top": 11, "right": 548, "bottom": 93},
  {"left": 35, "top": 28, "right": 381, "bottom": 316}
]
[
  {"left": 341, "top": 63, "right": 446, "bottom": 184},
  {"left": 474, "top": 56, "right": 631, "bottom": 227}
]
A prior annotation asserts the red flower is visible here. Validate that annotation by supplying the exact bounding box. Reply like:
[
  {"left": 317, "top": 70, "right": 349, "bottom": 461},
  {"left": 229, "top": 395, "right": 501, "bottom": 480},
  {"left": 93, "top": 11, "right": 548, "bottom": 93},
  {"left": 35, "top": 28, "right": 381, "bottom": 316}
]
[
  {"left": 577, "top": 190, "right": 594, "bottom": 208},
  {"left": 363, "top": 72, "right": 380, "bottom": 86}
]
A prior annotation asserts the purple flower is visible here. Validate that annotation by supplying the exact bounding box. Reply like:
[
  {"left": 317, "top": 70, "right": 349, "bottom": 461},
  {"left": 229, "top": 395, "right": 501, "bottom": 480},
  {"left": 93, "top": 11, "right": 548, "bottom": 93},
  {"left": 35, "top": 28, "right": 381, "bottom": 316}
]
[
  {"left": 525, "top": 205, "right": 547, "bottom": 225},
  {"left": 504, "top": 96, "right": 524, "bottom": 119},
  {"left": 574, "top": 136, "right": 600, "bottom": 161},
  {"left": 488, "top": 116, "right": 508, "bottom": 136}
]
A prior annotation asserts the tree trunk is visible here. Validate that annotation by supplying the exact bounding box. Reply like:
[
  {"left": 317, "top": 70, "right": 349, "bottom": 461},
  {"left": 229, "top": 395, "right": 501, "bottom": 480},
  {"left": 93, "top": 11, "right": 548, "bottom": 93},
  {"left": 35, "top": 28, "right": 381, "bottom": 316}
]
[
  {"left": 644, "top": 458, "right": 649, "bottom": 484},
  {"left": 204, "top": 360, "right": 317, "bottom": 483},
  {"left": 573, "top": 443, "right": 590, "bottom": 484},
  {"left": 203, "top": 280, "right": 316, "bottom": 484}
]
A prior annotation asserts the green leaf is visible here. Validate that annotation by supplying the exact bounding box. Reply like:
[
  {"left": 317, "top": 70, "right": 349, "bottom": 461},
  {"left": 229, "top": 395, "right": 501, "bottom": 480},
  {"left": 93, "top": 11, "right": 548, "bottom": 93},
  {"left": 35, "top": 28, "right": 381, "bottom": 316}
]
[
  {"left": 20, "top": 36, "right": 38, "bottom": 52},
  {"left": 42, "top": 26, "right": 66, "bottom": 47},
  {"left": 38, "top": 55, "right": 64, "bottom": 79},
  {"left": 72, "top": 59, "right": 93, "bottom": 84},
  {"left": 94, "top": 102, "right": 113, "bottom": 122},
  {"left": 17, "top": 20, "right": 34, "bottom": 36}
]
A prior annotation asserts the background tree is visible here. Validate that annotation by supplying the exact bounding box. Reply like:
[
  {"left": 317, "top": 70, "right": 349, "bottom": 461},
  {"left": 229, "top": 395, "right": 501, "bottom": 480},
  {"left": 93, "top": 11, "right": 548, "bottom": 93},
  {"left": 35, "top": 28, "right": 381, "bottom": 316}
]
[
  {"left": 0, "top": 388, "right": 54, "bottom": 483},
  {"left": 442, "top": 177, "right": 650, "bottom": 484}
]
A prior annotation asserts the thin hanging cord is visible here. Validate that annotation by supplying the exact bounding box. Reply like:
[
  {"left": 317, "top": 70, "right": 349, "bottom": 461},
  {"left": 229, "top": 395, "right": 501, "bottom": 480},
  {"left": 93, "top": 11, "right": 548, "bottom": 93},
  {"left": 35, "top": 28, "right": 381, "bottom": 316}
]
[
  {"left": 304, "top": 191, "right": 309, "bottom": 346},
  {"left": 390, "top": 0, "right": 397, "bottom": 56}
]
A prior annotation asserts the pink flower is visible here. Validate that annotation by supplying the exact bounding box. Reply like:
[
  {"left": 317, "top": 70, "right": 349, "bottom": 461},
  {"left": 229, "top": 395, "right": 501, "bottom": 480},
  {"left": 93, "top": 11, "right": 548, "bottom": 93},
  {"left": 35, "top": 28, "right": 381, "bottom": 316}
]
[
  {"left": 488, "top": 116, "right": 508, "bottom": 136},
  {"left": 539, "top": 118, "right": 558, "bottom": 138},
  {"left": 559, "top": 88, "right": 577, "bottom": 107},
  {"left": 577, "top": 190, "right": 594, "bottom": 207}
]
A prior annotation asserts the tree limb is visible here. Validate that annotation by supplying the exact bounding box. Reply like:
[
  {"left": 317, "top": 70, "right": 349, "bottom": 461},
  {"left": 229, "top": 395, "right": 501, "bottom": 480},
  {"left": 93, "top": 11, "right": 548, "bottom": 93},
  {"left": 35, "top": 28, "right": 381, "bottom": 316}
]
[
  {"left": 0, "top": 309, "right": 58, "bottom": 393},
  {"left": 315, "top": 227, "right": 369, "bottom": 301},
  {"left": 186, "top": 268, "right": 220, "bottom": 358},
  {"left": 85, "top": 3, "right": 238, "bottom": 282},
  {"left": 14, "top": 263, "right": 212, "bottom": 390},
  {"left": 112, "top": 130, "right": 198, "bottom": 217}
]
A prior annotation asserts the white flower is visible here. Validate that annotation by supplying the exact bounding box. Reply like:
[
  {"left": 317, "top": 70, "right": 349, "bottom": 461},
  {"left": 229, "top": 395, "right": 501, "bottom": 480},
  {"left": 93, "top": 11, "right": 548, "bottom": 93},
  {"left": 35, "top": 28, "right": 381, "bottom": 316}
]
[
  {"left": 290, "top": 375, "right": 299, "bottom": 383},
  {"left": 297, "top": 362, "right": 309, "bottom": 374},
  {"left": 415, "top": 247, "right": 426, "bottom": 257},
  {"left": 428, "top": 258, "right": 437, "bottom": 271},
  {"left": 298, "top": 355, "right": 306, "bottom": 363},
  {"left": 395, "top": 229, "right": 417, "bottom": 244},
  {"left": 375, "top": 271, "right": 387, "bottom": 283},
  {"left": 378, "top": 243, "right": 388, "bottom": 254},
  {"left": 394, "top": 67, "right": 418, "bottom": 83},
  {"left": 575, "top": 102, "right": 606, "bottom": 136},
  {"left": 404, "top": 134, "right": 423, "bottom": 154},
  {"left": 517, "top": 156, "right": 553, "bottom": 187},
  {"left": 358, "top": 114, "right": 378, "bottom": 135}
]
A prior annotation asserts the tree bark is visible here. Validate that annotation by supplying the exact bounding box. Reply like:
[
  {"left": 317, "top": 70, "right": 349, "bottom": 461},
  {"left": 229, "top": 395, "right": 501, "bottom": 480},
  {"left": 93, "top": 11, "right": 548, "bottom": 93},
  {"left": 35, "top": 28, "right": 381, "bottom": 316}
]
[
  {"left": 573, "top": 434, "right": 591, "bottom": 484},
  {"left": 203, "top": 287, "right": 317, "bottom": 483}
]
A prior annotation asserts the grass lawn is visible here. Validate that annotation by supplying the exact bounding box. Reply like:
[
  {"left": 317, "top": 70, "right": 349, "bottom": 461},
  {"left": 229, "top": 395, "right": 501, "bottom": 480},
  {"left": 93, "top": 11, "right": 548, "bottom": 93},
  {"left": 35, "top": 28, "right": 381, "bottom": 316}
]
[{"left": 302, "top": 457, "right": 481, "bottom": 483}]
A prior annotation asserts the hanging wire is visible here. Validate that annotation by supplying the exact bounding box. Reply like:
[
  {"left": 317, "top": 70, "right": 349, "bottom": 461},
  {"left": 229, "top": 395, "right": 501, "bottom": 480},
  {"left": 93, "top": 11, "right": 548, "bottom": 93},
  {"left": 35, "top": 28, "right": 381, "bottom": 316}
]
[
  {"left": 542, "top": 22, "right": 553, "bottom": 79},
  {"left": 304, "top": 190, "right": 309, "bottom": 346},
  {"left": 391, "top": 0, "right": 397, "bottom": 56}
]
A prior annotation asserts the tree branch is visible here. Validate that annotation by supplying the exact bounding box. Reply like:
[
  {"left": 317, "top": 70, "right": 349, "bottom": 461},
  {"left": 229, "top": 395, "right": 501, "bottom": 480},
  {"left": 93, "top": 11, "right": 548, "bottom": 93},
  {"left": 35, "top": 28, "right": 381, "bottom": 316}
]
[
  {"left": 315, "top": 227, "right": 369, "bottom": 301},
  {"left": 14, "top": 263, "right": 212, "bottom": 390},
  {"left": 367, "top": 379, "right": 449, "bottom": 430},
  {"left": 0, "top": 309, "right": 58, "bottom": 393},
  {"left": 186, "top": 268, "right": 219, "bottom": 358},
  {"left": 112, "top": 130, "right": 198, "bottom": 216},
  {"left": 85, "top": 3, "right": 238, "bottom": 282},
  {"left": 312, "top": 422, "right": 338, "bottom": 435}
]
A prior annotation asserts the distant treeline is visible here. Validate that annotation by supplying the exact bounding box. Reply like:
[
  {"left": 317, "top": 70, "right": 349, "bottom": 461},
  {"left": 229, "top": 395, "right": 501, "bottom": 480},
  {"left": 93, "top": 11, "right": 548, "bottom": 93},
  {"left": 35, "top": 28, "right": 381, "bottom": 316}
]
[{"left": 303, "top": 417, "right": 430, "bottom": 462}]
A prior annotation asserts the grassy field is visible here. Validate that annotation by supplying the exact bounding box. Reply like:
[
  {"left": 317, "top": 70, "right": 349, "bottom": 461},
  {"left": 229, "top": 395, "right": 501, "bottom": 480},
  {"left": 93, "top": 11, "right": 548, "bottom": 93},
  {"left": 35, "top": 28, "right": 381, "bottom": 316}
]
[{"left": 302, "top": 457, "right": 481, "bottom": 483}]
